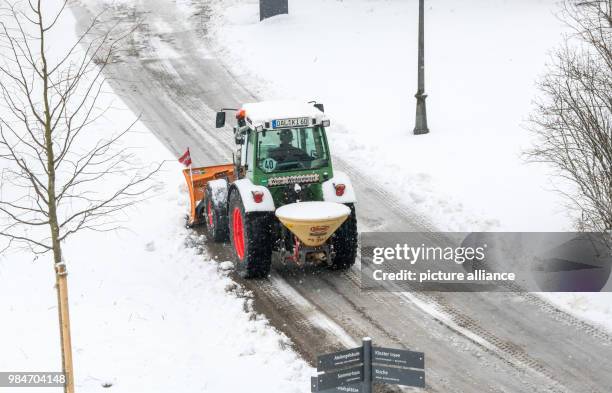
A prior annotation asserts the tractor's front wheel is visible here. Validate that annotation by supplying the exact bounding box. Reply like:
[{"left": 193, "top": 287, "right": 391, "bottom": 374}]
[
  {"left": 330, "top": 204, "right": 358, "bottom": 270},
  {"left": 204, "top": 186, "right": 229, "bottom": 243},
  {"left": 229, "top": 191, "right": 273, "bottom": 278}
]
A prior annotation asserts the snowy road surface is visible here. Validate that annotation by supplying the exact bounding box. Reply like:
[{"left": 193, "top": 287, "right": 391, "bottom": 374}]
[{"left": 71, "top": 1, "right": 612, "bottom": 392}]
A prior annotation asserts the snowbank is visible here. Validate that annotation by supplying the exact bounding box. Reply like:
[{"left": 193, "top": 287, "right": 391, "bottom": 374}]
[{"left": 545, "top": 293, "right": 612, "bottom": 331}]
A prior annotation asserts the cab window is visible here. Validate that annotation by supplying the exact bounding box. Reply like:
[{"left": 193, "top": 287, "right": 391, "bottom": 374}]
[{"left": 257, "top": 127, "right": 329, "bottom": 173}]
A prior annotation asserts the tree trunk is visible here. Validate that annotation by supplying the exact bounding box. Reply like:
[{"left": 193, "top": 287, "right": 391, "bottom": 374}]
[
  {"left": 44, "top": 48, "right": 75, "bottom": 393},
  {"left": 37, "top": 1, "right": 75, "bottom": 391}
]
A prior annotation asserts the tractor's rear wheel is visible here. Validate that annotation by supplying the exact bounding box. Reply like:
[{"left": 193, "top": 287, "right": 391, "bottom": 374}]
[
  {"left": 229, "top": 191, "right": 273, "bottom": 278},
  {"left": 204, "top": 186, "right": 229, "bottom": 243},
  {"left": 330, "top": 203, "right": 358, "bottom": 270}
]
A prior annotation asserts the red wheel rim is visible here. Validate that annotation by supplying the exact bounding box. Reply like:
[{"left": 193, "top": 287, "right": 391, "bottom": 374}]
[
  {"left": 232, "top": 207, "right": 245, "bottom": 261},
  {"left": 207, "top": 201, "right": 213, "bottom": 227}
]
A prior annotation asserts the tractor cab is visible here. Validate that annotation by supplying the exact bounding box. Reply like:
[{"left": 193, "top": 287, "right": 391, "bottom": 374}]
[
  {"left": 256, "top": 126, "right": 330, "bottom": 174},
  {"left": 217, "top": 101, "right": 334, "bottom": 206}
]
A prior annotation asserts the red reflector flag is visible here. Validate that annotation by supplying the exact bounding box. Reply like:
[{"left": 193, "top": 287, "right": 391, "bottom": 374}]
[{"left": 178, "top": 148, "right": 192, "bottom": 167}]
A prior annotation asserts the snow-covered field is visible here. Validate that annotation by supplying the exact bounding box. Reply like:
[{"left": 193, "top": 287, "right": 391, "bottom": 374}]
[
  {"left": 0, "top": 3, "right": 311, "bottom": 392},
  {"left": 207, "top": 0, "right": 571, "bottom": 232},
  {"left": 0, "top": 165, "right": 312, "bottom": 392},
  {"left": 0, "top": 158, "right": 311, "bottom": 393}
]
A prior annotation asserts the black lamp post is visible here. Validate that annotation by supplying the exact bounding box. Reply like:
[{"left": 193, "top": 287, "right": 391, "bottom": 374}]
[{"left": 414, "top": 0, "right": 429, "bottom": 135}]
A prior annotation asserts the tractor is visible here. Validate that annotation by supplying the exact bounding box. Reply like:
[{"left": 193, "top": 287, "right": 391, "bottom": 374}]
[{"left": 184, "top": 101, "right": 357, "bottom": 278}]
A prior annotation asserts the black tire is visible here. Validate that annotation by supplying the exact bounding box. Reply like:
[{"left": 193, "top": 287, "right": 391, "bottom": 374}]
[
  {"left": 330, "top": 203, "right": 358, "bottom": 270},
  {"left": 204, "top": 185, "right": 229, "bottom": 242},
  {"left": 193, "top": 199, "right": 207, "bottom": 228},
  {"left": 228, "top": 190, "right": 273, "bottom": 278}
]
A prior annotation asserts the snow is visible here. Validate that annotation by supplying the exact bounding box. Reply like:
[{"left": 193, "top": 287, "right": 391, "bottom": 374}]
[
  {"left": 207, "top": 0, "right": 572, "bottom": 233},
  {"left": 1, "top": 4, "right": 610, "bottom": 393},
  {"left": 1, "top": 171, "right": 313, "bottom": 392},
  {"left": 208, "top": 178, "right": 229, "bottom": 206},
  {"left": 545, "top": 293, "right": 612, "bottom": 331},
  {"left": 322, "top": 171, "right": 357, "bottom": 204},
  {"left": 0, "top": 2, "right": 312, "bottom": 392},
  {"left": 205, "top": 0, "right": 612, "bottom": 331},
  {"left": 243, "top": 100, "right": 326, "bottom": 125},
  {"left": 276, "top": 201, "right": 350, "bottom": 221},
  {"left": 232, "top": 178, "right": 276, "bottom": 211}
]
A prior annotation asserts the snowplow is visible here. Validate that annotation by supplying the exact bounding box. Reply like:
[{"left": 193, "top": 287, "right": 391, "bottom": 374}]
[{"left": 184, "top": 101, "right": 357, "bottom": 278}]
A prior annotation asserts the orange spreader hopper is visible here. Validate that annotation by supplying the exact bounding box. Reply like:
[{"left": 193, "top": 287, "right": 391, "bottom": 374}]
[
  {"left": 183, "top": 164, "right": 235, "bottom": 226},
  {"left": 275, "top": 202, "right": 351, "bottom": 247}
]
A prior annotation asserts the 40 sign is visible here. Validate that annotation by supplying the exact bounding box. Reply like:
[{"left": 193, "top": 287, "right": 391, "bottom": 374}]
[{"left": 311, "top": 338, "right": 425, "bottom": 393}]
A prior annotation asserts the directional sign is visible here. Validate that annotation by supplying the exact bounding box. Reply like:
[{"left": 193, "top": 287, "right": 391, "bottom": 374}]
[
  {"left": 317, "top": 347, "right": 364, "bottom": 371},
  {"left": 312, "top": 365, "right": 364, "bottom": 391},
  {"left": 372, "top": 347, "right": 424, "bottom": 369},
  {"left": 311, "top": 378, "right": 363, "bottom": 393},
  {"left": 312, "top": 339, "right": 426, "bottom": 392},
  {"left": 373, "top": 365, "right": 425, "bottom": 388}
]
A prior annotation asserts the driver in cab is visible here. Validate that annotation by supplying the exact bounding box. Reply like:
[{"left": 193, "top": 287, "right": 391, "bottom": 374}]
[{"left": 269, "top": 129, "right": 312, "bottom": 163}]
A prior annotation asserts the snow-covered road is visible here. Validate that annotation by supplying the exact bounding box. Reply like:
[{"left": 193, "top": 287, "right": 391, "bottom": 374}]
[{"left": 70, "top": 1, "right": 612, "bottom": 392}]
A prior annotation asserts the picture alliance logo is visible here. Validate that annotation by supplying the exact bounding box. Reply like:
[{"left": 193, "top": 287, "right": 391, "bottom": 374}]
[
  {"left": 371, "top": 244, "right": 488, "bottom": 265},
  {"left": 463, "top": 232, "right": 612, "bottom": 292},
  {"left": 363, "top": 233, "right": 612, "bottom": 292}
]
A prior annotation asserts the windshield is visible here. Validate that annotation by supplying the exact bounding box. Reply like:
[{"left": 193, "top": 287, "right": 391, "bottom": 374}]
[{"left": 256, "top": 127, "right": 329, "bottom": 173}]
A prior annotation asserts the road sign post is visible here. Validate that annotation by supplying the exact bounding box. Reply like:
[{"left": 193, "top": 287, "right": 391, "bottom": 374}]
[
  {"left": 312, "top": 338, "right": 425, "bottom": 392},
  {"left": 363, "top": 338, "right": 372, "bottom": 393}
]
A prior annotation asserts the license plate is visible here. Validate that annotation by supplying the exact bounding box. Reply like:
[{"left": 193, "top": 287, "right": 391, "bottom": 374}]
[{"left": 272, "top": 117, "right": 310, "bottom": 129}]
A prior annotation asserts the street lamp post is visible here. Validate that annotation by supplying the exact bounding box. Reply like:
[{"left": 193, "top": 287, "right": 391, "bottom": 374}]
[{"left": 414, "top": 0, "right": 429, "bottom": 135}]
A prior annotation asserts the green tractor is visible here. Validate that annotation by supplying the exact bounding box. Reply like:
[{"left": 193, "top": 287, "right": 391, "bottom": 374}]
[{"left": 183, "top": 101, "right": 357, "bottom": 278}]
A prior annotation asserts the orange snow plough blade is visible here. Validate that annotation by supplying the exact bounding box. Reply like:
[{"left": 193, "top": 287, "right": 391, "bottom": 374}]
[{"left": 183, "top": 164, "right": 235, "bottom": 226}]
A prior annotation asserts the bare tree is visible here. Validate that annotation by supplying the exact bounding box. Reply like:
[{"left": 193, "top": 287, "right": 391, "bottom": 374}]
[
  {"left": 0, "top": 2, "right": 158, "bottom": 392},
  {"left": 527, "top": 0, "right": 611, "bottom": 234}
]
